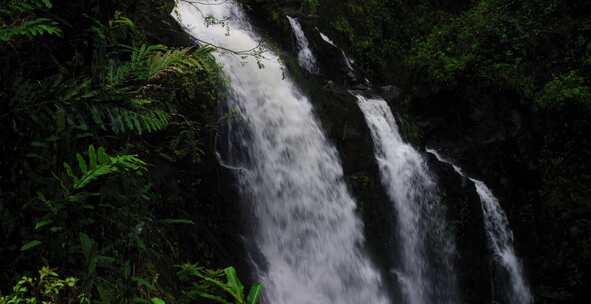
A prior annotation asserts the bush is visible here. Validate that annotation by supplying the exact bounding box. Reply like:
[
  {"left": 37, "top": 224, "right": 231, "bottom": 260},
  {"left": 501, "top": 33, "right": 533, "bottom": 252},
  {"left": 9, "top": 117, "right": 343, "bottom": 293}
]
[
  {"left": 539, "top": 71, "right": 591, "bottom": 106},
  {"left": 0, "top": 267, "right": 87, "bottom": 304}
]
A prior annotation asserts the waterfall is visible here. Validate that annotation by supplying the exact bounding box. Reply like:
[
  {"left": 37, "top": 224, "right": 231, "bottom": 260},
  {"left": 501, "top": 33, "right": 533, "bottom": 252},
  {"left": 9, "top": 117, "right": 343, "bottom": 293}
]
[
  {"left": 473, "top": 181, "right": 532, "bottom": 304},
  {"left": 286, "top": 16, "right": 319, "bottom": 74},
  {"left": 174, "top": 1, "right": 389, "bottom": 303},
  {"left": 427, "top": 149, "right": 532, "bottom": 304},
  {"left": 317, "top": 30, "right": 337, "bottom": 47},
  {"left": 356, "top": 96, "right": 458, "bottom": 304}
]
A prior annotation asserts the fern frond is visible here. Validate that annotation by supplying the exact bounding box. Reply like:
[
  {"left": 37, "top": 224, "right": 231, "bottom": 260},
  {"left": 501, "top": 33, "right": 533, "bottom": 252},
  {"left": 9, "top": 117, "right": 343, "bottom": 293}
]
[
  {"left": 0, "top": 0, "right": 60, "bottom": 43},
  {"left": 105, "top": 45, "right": 217, "bottom": 84},
  {"left": 63, "top": 145, "right": 146, "bottom": 190},
  {"left": 109, "top": 11, "right": 136, "bottom": 31},
  {"left": 148, "top": 46, "right": 218, "bottom": 80},
  {"left": 0, "top": 18, "right": 62, "bottom": 43},
  {"left": 89, "top": 105, "right": 171, "bottom": 135},
  {"left": 147, "top": 48, "right": 193, "bottom": 79},
  {"left": 1, "top": 0, "right": 52, "bottom": 15}
]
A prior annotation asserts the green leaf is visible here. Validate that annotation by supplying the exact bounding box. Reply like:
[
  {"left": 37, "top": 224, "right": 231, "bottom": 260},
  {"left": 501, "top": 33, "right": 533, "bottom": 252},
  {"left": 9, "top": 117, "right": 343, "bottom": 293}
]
[
  {"left": 195, "top": 291, "right": 231, "bottom": 304},
  {"left": 50, "top": 227, "right": 64, "bottom": 233},
  {"left": 150, "top": 298, "right": 166, "bottom": 304},
  {"left": 64, "top": 162, "right": 77, "bottom": 182},
  {"left": 21, "top": 240, "right": 42, "bottom": 251},
  {"left": 88, "top": 145, "right": 97, "bottom": 170},
  {"left": 161, "top": 219, "right": 195, "bottom": 225},
  {"left": 79, "top": 232, "right": 94, "bottom": 261},
  {"left": 79, "top": 234, "right": 98, "bottom": 275},
  {"left": 246, "top": 284, "right": 263, "bottom": 304},
  {"left": 36, "top": 191, "right": 48, "bottom": 202},
  {"left": 88, "top": 255, "right": 97, "bottom": 275},
  {"left": 77, "top": 153, "right": 88, "bottom": 175},
  {"left": 35, "top": 219, "right": 53, "bottom": 230},
  {"left": 42, "top": 0, "right": 53, "bottom": 9},
  {"left": 132, "top": 276, "right": 156, "bottom": 291},
  {"left": 224, "top": 267, "right": 244, "bottom": 301},
  {"left": 132, "top": 297, "right": 151, "bottom": 304},
  {"left": 96, "top": 255, "right": 117, "bottom": 268},
  {"left": 55, "top": 109, "right": 66, "bottom": 133},
  {"left": 97, "top": 146, "right": 109, "bottom": 164}
]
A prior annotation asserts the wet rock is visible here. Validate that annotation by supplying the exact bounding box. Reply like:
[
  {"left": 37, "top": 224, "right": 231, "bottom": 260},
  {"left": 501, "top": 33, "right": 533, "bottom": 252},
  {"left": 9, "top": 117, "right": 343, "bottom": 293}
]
[{"left": 380, "top": 85, "right": 401, "bottom": 102}]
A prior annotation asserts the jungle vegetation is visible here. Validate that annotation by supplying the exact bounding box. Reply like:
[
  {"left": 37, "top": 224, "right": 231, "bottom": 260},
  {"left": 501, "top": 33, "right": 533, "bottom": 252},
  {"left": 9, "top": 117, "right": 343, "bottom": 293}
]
[
  {"left": 3, "top": 0, "right": 591, "bottom": 302},
  {"left": 1, "top": 0, "right": 261, "bottom": 303}
]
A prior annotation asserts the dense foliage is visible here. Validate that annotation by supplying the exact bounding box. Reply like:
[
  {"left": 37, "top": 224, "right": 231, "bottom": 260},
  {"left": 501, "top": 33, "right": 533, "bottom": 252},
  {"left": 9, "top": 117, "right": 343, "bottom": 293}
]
[
  {"left": 313, "top": 0, "right": 591, "bottom": 106},
  {"left": 1, "top": 0, "right": 259, "bottom": 303}
]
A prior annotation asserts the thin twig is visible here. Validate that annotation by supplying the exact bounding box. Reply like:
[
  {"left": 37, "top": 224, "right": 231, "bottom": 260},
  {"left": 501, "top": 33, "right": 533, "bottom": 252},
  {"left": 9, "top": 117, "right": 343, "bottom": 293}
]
[{"left": 177, "top": 0, "right": 267, "bottom": 59}]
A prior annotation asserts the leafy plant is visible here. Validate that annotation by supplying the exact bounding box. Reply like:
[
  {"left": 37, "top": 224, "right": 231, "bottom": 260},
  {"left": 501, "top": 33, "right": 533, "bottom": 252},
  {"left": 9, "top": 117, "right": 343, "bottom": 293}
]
[
  {"left": 27, "top": 145, "right": 147, "bottom": 255},
  {"left": 0, "top": 17, "right": 62, "bottom": 43},
  {"left": 61, "top": 145, "right": 147, "bottom": 191},
  {"left": 539, "top": 71, "right": 591, "bottom": 107},
  {"left": 103, "top": 44, "right": 217, "bottom": 85},
  {"left": 86, "top": 105, "right": 171, "bottom": 135},
  {"left": 0, "top": 0, "right": 62, "bottom": 43},
  {"left": 302, "top": 0, "right": 320, "bottom": 15},
  {"left": 0, "top": 267, "right": 88, "bottom": 304},
  {"left": 1, "top": 1, "right": 230, "bottom": 303},
  {"left": 177, "top": 264, "right": 262, "bottom": 304}
]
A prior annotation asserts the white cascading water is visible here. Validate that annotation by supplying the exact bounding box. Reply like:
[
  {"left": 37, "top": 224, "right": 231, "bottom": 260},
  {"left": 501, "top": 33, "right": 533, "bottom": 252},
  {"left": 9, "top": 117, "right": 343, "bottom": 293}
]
[
  {"left": 318, "top": 30, "right": 337, "bottom": 47},
  {"left": 473, "top": 181, "right": 532, "bottom": 304},
  {"left": 286, "top": 16, "right": 319, "bottom": 74},
  {"left": 427, "top": 149, "right": 532, "bottom": 304},
  {"left": 174, "top": 1, "right": 389, "bottom": 303},
  {"left": 342, "top": 52, "right": 355, "bottom": 72},
  {"left": 356, "top": 96, "right": 457, "bottom": 304}
]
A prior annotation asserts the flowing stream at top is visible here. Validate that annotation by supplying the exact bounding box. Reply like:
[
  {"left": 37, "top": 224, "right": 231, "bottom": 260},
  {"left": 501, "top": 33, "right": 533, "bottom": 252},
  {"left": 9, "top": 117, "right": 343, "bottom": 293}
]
[
  {"left": 286, "top": 16, "right": 319, "bottom": 73},
  {"left": 427, "top": 149, "right": 532, "bottom": 304},
  {"left": 356, "top": 96, "right": 458, "bottom": 304},
  {"left": 174, "top": 1, "right": 389, "bottom": 303}
]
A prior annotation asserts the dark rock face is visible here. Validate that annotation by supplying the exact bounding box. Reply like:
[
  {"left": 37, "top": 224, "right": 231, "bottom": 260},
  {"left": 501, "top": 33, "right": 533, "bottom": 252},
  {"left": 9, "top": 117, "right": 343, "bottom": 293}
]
[
  {"left": 410, "top": 88, "right": 591, "bottom": 303},
  {"left": 425, "top": 153, "right": 492, "bottom": 304},
  {"left": 380, "top": 85, "right": 401, "bottom": 102}
]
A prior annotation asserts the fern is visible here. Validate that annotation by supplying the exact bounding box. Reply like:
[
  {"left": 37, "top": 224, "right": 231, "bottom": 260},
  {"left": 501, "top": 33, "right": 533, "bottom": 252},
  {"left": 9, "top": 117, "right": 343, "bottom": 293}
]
[
  {"left": 9, "top": 75, "right": 171, "bottom": 136},
  {"left": 63, "top": 145, "right": 146, "bottom": 190},
  {"left": 109, "top": 11, "right": 136, "bottom": 31},
  {"left": 147, "top": 46, "right": 216, "bottom": 80},
  {"left": 0, "top": 0, "right": 62, "bottom": 43},
  {"left": 105, "top": 45, "right": 217, "bottom": 85},
  {"left": 7, "top": 40, "right": 217, "bottom": 137},
  {"left": 0, "top": 18, "right": 62, "bottom": 43},
  {"left": 89, "top": 105, "right": 171, "bottom": 135},
  {"left": 177, "top": 264, "right": 262, "bottom": 304},
  {"left": 0, "top": 0, "right": 52, "bottom": 15}
]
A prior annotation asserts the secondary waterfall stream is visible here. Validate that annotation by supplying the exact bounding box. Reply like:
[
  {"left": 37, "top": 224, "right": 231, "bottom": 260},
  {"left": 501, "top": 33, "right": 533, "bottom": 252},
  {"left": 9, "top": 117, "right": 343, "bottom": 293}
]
[
  {"left": 427, "top": 149, "right": 532, "bottom": 304},
  {"left": 174, "top": 1, "right": 388, "bottom": 303},
  {"left": 356, "top": 96, "right": 458, "bottom": 304},
  {"left": 286, "top": 16, "right": 319, "bottom": 74}
]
